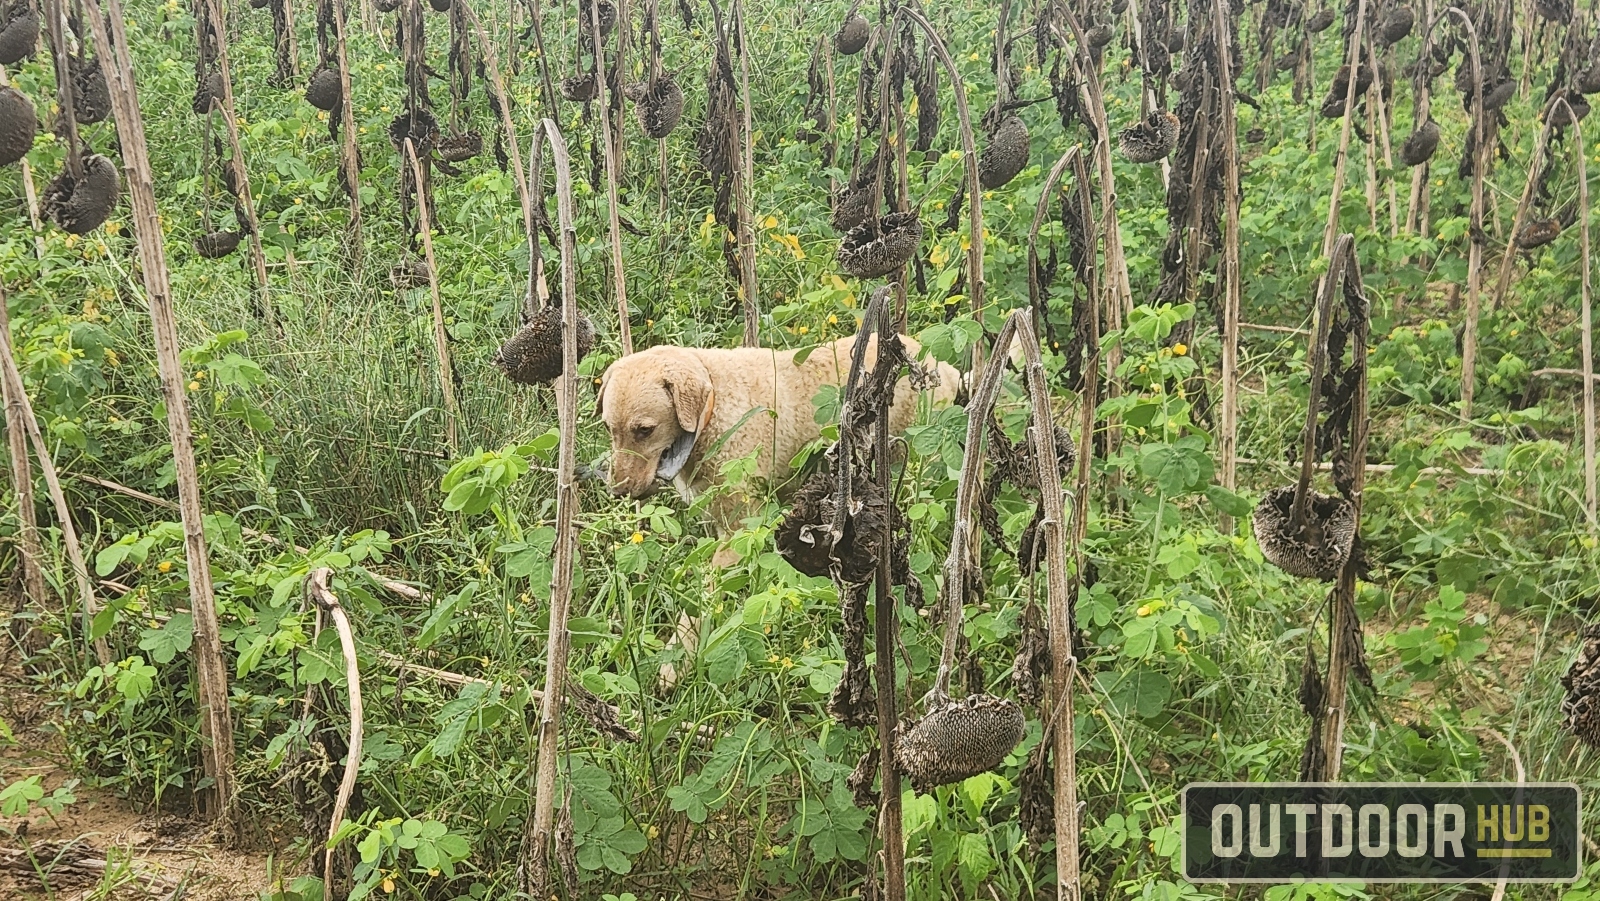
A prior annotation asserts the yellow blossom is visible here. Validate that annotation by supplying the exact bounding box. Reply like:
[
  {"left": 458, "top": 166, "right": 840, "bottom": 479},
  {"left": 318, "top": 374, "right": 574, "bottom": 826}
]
[
  {"left": 1136, "top": 604, "right": 1152, "bottom": 617},
  {"left": 797, "top": 326, "right": 809, "bottom": 335},
  {"left": 1173, "top": 342, "right": 1188, "bottom": 356},
  {"left": 827, "top": 314, "right": 838, "bottom": 324},
  {"left": 760, "top": 214, "right": 778, "bottom": 229},
  {"left": 381, "top": 876, "right": 395, "bottom": 893},
  {"left": 631, "top": 531, "right": 644, "bottom": 543},
  {"left": 158, "top": 560, "right": 173, "bottom": 573},
  {"left": 187, "top": 380, "right": 200, "bottom": 391}
]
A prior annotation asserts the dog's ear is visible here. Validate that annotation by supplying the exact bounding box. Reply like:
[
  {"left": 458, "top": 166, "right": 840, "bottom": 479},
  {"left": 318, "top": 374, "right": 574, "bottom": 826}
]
[{"left": 662, "top": 356, "right": 715, "bottom": 435}]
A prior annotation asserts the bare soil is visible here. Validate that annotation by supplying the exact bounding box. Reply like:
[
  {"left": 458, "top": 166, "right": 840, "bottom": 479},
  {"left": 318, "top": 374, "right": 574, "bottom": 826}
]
[{"left": 1, "top": 655, "right": 279, "bottom": 901}]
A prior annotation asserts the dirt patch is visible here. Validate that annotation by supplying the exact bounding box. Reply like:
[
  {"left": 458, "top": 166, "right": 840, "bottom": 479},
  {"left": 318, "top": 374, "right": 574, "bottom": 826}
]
[{"left": 1, "top": 661, "right": 278, "bottom": 901}]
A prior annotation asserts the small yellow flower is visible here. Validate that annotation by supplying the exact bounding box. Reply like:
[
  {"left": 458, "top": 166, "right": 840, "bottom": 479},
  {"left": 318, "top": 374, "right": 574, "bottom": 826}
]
[
  {"left": 1136, "top": 604, "right": 1152, "bottom": 617},
  {"left": 158, "top": 560, "right": 173, "bottom": 573},
  {"left": 187, "top": 380, "right": 200, "bottom": 391},
  {"left": 781, "top": 657, "right": 793, "bottom": 668},
  {"left": 760, "top": 214, "right": 777, "bottom": 229},
  {"left": 797, "top": 326, "right": 809, "bottom": 335},
  {"left": 646, "top": 824, "right": 660, "bottom": 840},
  {"left": 103, "top": 349, "right": 119, "bottom": 367},
  {"left": 827, "top": 314, "right": 838, "bottom": 324},
  {"left": 294, "top": 197, "right": 303, "bottom": 205},
  {"left": 105, "top": 221, "right": 121, "bottom": 235},
  {"left": 646, "top": 318, "right": 654, "bottom": 327},
  {"left": 381, "top": 875, "right": 395, "bottom": 894},
  {"left": 631, "top": 531, "right": 644, "bottom": 543},
  {"left": 1173, "top": 342, "right": 1188, "bottom": 356}
]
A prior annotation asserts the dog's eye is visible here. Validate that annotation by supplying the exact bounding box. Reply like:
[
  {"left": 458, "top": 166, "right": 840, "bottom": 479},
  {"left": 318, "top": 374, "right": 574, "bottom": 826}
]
[{"left": 633, "top": 424, "right": 655, "bottom": 439}]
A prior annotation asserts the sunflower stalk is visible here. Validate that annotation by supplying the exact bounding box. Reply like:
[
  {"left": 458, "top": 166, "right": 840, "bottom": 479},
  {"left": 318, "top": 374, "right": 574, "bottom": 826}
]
[
  {"left": 82, "top": 0, "right": 237, "bottom": 827},
  {"left": 519, "top": 118, "right": 582, "bottom": 899},
  {"left": 1490, "top": 93, "right": 1567, "bottom": 311},
  {"left": 402, "top": 139, "right": 462, "bottom": 454},
  {"left": 202, "top": 0, "right": 275, "bottom": 332},
  {"left": 588, "top": 0, "right": 633, "bottom": 355}
]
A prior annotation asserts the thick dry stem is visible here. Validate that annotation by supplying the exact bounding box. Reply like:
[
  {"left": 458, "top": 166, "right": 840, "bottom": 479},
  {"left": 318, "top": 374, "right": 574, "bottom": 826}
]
[
  {"left": 82, "top": 0, "right": 236, "bottom": 823},
  {"left": 1576, "top": 108, "right": 1596, "bottom": 527},
  {"left": 521, "top": 118, "right": 580, "bottom": 900},
  {"left": 1449, "top": 9, "right": 1486, "bottom": 421},
  {"left": 332, "top": 0, "right": 364, "bottom": 250},
  {"left": 733, "top": 0, "right": 758, "bottom": 346},
  {"left": 1316, "top": 234, "right": 1369, "bottom": 780},
  {"left": 588, "top": 0, "right": 633, "bottom": 355},
  {"left": 928, "top": 314, "right": 1016, "bottom": 707},
  {"left": 0, "top": 286, "right": 101, "bottom": 662},
  {"left": 1016, "top": 312, "right": 1081, "bottom": 901},
  {"left": 203, "top": 0, "right": 274, "bottom": 330},
  {"left": 402, "top": 139, "right": 462, "bottom": 454},
  {"left": 1213, "top": 0, "right": 1243, "bottom": 525},
  {"left": 0, "top": 288, "right": 46, "bottom": 610},
  {"left": 1291, "top": 243, "right": 1344, "bottom": 531},
  {"left": 1490, "top": 94, "right": 1566, "bottom": 312},
  {"left": 1316, "top": 0, "right": 1370, "bottom": 257},
  {"left": 457, "top": 0, "right": 534, "bottom": 242}
]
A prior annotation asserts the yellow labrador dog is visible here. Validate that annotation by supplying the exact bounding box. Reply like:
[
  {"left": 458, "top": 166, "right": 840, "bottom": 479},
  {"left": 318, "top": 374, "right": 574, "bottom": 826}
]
[{"left": 597, "top": 333, "right": 961, "bottom": 684}]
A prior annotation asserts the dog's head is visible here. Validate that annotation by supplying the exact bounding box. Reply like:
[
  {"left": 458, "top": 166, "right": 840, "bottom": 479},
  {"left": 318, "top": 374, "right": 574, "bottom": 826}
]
[{"left": 596, "top": 347, "right": 715, "bottom": 498}]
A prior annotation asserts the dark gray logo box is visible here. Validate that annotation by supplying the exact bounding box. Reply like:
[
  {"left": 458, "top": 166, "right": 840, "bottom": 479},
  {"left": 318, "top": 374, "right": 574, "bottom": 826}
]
[{"left": 1181, "top": 783, "right": 1582, "bottom": 883}]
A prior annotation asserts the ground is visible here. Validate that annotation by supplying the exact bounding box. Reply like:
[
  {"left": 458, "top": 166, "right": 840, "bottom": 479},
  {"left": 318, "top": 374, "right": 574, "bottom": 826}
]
[{"left": 1, "top": 654, "right": 277, "bottom": 901}]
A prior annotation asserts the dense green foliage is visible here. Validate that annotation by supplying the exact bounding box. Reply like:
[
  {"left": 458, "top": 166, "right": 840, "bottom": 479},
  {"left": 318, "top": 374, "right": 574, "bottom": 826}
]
[{"left": 2, "top": 0, "right": 1599, "bottom": 899}]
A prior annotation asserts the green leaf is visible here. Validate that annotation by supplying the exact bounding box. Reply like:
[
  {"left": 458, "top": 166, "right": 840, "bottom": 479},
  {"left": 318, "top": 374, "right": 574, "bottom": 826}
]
[
  {"left": 703, "top": 636, "right": 746, "bottom": 686},
  {"left": 114, "top": 657, "right": 158, "bottom": 703},
  {"left": 957, "top": 832, "right": 996, "bottom": 884},
  {"left": 1138, "top": 444, "right": 1202, "bottom": 495},
  {"left": 137, "top": 613, "right": 194, "bottom": 665},
  {"left": 417, "top": 581, "right": 477, "bottom": 649},
  {"left": 0, "top": 775, "right": 44, "bottom": 816},
  {"left": 1205, "top": 484, "right": 1253, "bottom": 517}
]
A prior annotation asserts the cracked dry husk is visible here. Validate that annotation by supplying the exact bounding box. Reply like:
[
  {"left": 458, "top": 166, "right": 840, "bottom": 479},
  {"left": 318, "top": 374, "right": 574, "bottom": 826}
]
[
  {"left": 43, "top": 153, "right": 119, "bottom": 235},
  {"left": 1515, "top": 217, "right": 1561, "bottom": 249},
  {"left": 1252, "top": 485, "right": 1357, "bottom": 581},
  {"left": 195, "top": 230, "right": 244, "bottom": 259},
  {"left": 1399, "top": 119, "right": 1440, "bottom": 166},
  {"left": 978, "top": 114, "right": 1029, "bottom": 189},
  {"left": 896, "top": 694, "right": 1026, "bottom": 794},
  {"left": 1116, "top": 109, "right": 1181, "bottom": 163},
  {"left": 847, "top": 744, "right": 879, "bottom": 809},
  {"left": 1011, "top": 599, "right": 1050, "bottom": 705},
  {"left": 834, "top": 12, "right": 869, "bottom": 55},
  {"left": 0, "top": 84, "right": 36, "bottom": 168},
  {"left": 836, "top": 211, "right": 923, "bottom": 279},
  {"left": 71, "top": 55, "right": 111, "bottom": 125},
  {"left": 625, "top": 74, "right": 686, "bottom": 138},
  {"left": 1018, "top": 739, "right": 1054, "bottom": 844},
  {"left": 492, "top": 306, "right": 597, "bottom": 387},
  {"left": 305, "top": 66, "right": 342, "bottom": 111},
  {"left": 1561, "top": 623, "right": 1600, "bottom": 748},
  {"left": 0, "top": 7, "right": 37, "bottom": 66}
]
